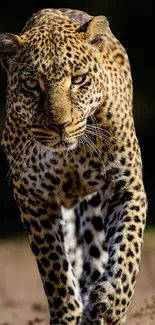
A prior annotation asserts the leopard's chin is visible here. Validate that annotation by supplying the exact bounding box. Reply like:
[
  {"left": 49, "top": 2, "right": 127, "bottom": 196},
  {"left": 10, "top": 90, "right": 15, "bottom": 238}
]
[
  {"left": 42, "top": 139, "right": 78, "bottom": 152},
  {"left": 53, "top": 140, "right": 78, "bottom": 151}
]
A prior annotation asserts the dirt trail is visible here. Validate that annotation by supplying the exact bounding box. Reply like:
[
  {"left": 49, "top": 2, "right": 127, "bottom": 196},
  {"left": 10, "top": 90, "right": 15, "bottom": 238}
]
[{"left": 0, "top": 232, "right": 155, "bottom": 325}]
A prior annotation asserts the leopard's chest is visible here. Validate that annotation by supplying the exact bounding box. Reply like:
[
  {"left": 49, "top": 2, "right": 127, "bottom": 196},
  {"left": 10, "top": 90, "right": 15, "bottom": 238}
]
[
  {"left": 53, "top": 162, "right": 105, "bottom": 208},
  {"left": 16, "top": 147, "right": 107, "bottom": 209}
]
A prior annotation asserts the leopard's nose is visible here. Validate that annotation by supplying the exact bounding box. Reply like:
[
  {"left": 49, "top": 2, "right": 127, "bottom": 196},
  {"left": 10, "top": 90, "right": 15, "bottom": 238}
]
[{"left": 45, "top": 121, "right": 71, "bottom": 134}]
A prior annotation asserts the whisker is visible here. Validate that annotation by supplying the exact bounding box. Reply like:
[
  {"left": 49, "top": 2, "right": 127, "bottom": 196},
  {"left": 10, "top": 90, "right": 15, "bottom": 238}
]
[
  {"left": 85, "top": 133, "right": 102, "bottom": 155},
  {"left": 39, "top": 143, "right": 44, "bottom": 180},
  {"left": 68, "top": 147, "right": 75, "bottom": 159},
  {"left": 8, "top": 143, "right": 23, "bottom": 156},
  {"left": 87, "top": 124, "right": 118, "bottom": 144},
  {"left": 31, "top": 142, "right": 40, "bottom": 183},
  {"left": 87, "top": 123, "right": 113, "bottom": 134},
  {"left": 85, "top": 129, "right": 115, "bottom": 147},
  {"left": 19, "top": 140, "right": 37, "bottom": 181},
  {"left": 81, "top": 135, "right": 97, "bottom": 161},
  {"left": 84, "top": 134, "right": 103, "bottom": 164},
  {"left": 8, "top": 135, "right": 34, "bottom": 156},
  {"left": 36, "top": 142, "right": 42, "bottom": 184},
  {"left": 6, "top": 136, "right": 35, "bottom": 184},
  {"left": 78, "top": 136, "right": 87, "bottom": 158}
]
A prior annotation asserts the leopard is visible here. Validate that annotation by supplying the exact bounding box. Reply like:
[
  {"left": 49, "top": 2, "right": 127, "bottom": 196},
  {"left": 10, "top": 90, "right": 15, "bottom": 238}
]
[{"left": 0, "top": 7, "right": 147, "bottom": 325}]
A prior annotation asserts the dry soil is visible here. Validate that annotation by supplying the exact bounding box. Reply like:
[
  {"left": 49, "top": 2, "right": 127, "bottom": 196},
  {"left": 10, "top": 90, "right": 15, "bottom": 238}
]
[{"left": 0, "top": 231, "right": 155, "bottom": 325}]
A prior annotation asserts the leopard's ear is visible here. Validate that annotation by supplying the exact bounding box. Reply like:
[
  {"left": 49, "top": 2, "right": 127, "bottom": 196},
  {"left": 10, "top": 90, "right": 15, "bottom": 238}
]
[
  {"left": 78, "top": 16, "right": 109, "bottom": 51},
  {"left": 0, "top": 33, "right": 23, "bottom": 70}
]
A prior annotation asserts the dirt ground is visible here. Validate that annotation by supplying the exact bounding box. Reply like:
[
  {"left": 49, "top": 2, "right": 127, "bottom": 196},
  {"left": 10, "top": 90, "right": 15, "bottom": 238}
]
[{"left": 0, "top": 231, "right": 155, "bottom": 325}]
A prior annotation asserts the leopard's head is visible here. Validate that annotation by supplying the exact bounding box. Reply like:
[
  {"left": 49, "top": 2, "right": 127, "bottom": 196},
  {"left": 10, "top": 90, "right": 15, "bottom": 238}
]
[{"left": 0, "top": 15, "right": 109, "bottom": 151}]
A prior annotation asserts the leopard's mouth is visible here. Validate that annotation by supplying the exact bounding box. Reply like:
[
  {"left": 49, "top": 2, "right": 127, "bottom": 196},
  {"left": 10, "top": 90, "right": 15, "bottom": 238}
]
[
  {"left": 38, "top": 137, "right": 78, "bottom": 152},
  {"left": 32, "top": 124, "right": 82, "bottom": 151},
  {"left": 50, "top": 139, "right": 78, "bottom": 151}
]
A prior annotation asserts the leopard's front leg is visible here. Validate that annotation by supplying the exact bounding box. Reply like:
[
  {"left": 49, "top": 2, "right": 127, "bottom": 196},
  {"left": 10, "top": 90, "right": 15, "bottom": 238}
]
[
  {"left": 15, "top": 188, "right": 82, "bottom": 325},
  {"left": 80, "top": 179, "right": 147, "bottom": 325}
]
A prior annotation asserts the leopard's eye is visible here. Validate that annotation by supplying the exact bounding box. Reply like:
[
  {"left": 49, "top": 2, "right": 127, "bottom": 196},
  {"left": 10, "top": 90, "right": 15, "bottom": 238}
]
[
  {"left": 22, "top": 79, "right": 39, "bottom": 91},
  {"left": 71, "top": 74, "right": 87, "bottom": 85}
]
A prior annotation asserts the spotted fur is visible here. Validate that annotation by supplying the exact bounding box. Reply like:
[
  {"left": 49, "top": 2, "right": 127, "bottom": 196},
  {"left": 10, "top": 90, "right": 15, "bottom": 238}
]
[{"left": 0, "top": 8, "right": 147, "bottom": 325}]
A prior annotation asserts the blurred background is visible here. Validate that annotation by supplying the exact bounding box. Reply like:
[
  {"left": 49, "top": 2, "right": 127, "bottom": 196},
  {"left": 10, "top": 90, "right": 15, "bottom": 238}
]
[{"left": 0, "top": 1, "right": 154, "bottom": 237}]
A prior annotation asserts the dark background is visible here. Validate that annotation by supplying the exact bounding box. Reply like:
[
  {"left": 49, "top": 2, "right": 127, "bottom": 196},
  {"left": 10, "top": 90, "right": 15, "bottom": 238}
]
[{"left": 0, "top": 1, "right": 154, "bottom": 237}]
